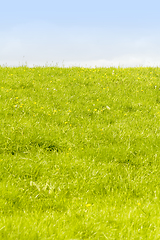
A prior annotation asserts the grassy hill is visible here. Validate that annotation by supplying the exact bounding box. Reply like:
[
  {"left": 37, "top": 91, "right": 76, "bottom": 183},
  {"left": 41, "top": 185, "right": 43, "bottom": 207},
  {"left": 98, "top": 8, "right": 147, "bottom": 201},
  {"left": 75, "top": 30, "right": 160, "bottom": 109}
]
[{"left": 0, "top": 66, "right": 160, "bottom": 239}]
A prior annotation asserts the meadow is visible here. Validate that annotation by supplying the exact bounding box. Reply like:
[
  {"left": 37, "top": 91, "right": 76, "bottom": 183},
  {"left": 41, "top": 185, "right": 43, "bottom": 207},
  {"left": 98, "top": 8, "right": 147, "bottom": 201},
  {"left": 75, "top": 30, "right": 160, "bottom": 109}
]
[{"left": 0, "top": 66, "right": 160, "bottom": 239}]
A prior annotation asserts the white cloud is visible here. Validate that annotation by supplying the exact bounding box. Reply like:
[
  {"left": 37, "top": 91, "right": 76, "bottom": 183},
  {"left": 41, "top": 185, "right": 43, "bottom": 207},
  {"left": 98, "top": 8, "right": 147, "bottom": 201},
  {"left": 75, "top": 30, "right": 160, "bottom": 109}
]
[{"left": 0, "top": 23, "right": 160, "bottom": 68}]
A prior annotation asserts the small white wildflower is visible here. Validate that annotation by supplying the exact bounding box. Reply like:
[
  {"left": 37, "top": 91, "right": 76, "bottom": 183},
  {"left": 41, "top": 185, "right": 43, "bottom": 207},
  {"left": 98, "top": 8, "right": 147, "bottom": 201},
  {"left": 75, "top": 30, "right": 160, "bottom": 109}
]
[{"left": 106, "top": 106, "right": 110, "bottom": 110}]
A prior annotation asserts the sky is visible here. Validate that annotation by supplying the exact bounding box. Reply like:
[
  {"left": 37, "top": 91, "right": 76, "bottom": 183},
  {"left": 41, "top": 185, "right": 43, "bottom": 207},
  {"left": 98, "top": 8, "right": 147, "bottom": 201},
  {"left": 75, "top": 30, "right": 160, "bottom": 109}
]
[{"left": 0, "top": 0, "right": 160, "bottom": 68}]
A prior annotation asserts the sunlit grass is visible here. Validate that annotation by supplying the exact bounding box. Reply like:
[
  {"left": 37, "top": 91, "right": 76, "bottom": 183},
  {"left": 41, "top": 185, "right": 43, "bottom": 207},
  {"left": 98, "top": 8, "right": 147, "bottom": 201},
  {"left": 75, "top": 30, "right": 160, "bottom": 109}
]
[{"left": 1, "top": 66, "right": 160, "bottom": 239}]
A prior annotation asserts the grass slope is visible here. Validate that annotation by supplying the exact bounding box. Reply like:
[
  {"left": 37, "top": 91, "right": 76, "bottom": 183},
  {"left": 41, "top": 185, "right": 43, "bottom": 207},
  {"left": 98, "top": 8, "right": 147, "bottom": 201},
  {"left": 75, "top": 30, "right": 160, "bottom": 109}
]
[{"left": 0, "top": 66, "right": 160, "bottom": 239}]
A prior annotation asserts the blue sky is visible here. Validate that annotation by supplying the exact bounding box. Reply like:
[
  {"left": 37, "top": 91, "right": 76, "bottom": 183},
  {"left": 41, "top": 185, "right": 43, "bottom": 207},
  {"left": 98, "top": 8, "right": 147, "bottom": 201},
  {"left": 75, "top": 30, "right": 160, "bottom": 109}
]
[{"left": 1, "top": 0, "right": 160, "bottom": 67}]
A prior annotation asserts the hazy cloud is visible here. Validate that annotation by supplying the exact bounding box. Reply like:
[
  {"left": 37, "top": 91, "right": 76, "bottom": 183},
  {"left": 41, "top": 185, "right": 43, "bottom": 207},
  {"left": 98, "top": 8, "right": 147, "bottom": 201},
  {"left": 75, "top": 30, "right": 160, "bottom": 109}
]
[{"left": 0, "top": 23, "right": 160, "bottom": 68}]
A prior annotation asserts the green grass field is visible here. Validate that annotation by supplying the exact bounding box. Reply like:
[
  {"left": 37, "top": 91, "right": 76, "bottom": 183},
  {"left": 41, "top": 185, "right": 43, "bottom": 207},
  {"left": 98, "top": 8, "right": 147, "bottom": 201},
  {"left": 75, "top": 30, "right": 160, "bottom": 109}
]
[{"left": 1, "top": 66, "right": 160, "bottom": 239}]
